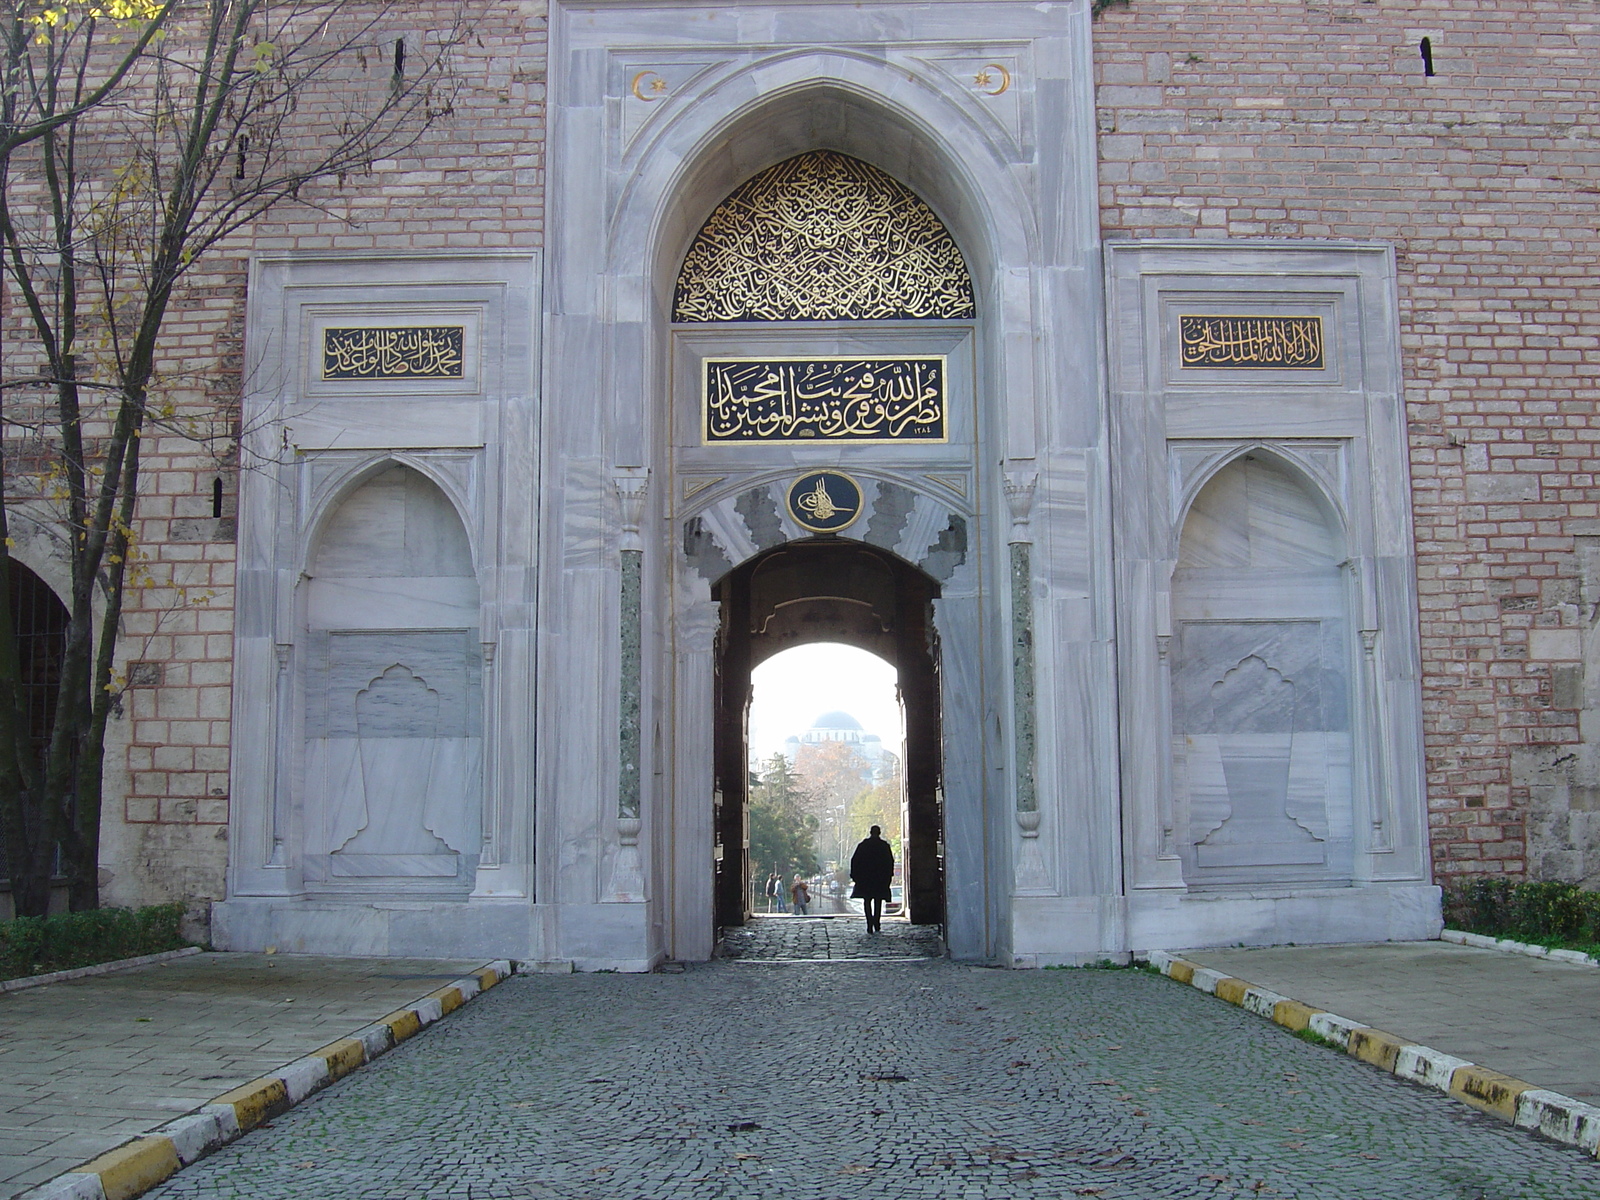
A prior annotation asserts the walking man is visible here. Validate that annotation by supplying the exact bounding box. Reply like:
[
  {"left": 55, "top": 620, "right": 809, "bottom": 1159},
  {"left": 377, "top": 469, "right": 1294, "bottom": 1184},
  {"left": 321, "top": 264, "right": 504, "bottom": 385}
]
[{"left": 849, "top": 825, "right": 894, "bottom": 932}]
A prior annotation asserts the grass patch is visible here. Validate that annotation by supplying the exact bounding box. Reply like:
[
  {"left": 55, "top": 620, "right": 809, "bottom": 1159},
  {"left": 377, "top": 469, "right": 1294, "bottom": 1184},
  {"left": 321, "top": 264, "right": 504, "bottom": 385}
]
[
  {"left": 1292, "top": 1026, "right": 1344, "bottom": 1053},
  {"left": 1443, "top": 878, "right": 1600, "bottom": 960},
  {"left": 0, "top": 903, "right": 190, "bottom": 982}
]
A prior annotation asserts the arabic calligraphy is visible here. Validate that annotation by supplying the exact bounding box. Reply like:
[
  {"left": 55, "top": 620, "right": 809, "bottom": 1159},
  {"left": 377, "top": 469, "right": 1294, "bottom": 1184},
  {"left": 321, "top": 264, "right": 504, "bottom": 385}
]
[
  {"left": 322, "top": 326, "right": 465, "bottom": 380},
  {"left": 704, "top": 357, "right": 947, "bottom": 444},
  {"left": 674, "top": 151, "right": 976, "bottom": 322},
  {"left": 1178, "top": 315, "right": 1324, "bottom": 370},
  {"left": 787, "top": 472, "right": 863, "bottom": 533}
]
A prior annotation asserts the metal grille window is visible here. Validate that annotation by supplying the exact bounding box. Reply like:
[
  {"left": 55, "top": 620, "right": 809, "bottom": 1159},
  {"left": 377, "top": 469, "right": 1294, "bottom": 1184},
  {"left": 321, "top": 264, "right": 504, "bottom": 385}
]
[{"left": 1, "top": 561, "right": 70, "bottom": 884}]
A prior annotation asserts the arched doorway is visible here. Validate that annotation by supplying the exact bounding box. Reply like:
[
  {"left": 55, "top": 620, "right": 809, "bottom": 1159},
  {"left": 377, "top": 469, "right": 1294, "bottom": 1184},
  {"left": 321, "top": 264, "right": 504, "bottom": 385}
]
[{"left": 711, "top": 540, "right": 944, "bottom": 933}]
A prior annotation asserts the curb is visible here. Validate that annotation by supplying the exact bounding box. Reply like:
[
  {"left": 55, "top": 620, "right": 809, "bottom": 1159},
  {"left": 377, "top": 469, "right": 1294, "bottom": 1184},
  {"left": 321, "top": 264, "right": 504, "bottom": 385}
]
[
  {"left": 1441, "top": 927, "right": 1599, "bottom": 968},
  {"left": 1, "top": 947, "right": 204, "bottom": 994},
  {"left": 1141, "top": 950, "right": 1600, "bottom": 1160},
  {"left": 19, "top": 959, "right": 515, "bottom": 1200}
]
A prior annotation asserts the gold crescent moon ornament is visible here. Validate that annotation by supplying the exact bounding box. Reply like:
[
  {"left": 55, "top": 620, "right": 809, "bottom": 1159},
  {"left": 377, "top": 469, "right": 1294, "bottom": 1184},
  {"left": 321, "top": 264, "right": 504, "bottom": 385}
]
[
  {"left": 976, "top": 62, "right": 1011, "bottom": 96},
  {"left": 630, "top": 71, "right": 667, "bottom": 102}
]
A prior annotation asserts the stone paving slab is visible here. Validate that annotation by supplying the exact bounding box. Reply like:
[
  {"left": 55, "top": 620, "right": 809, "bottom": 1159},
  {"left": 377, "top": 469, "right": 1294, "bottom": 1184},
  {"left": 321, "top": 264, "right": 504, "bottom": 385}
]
[
  {"left": 0, "top": 952, "right": 481, "bottom": 1199},
  {"left": 141, "top": 961, "right": 1600, "bottom": 1200},
  {"left": 1185, "top": 941, "right": 1600, "bottom": 1104}
]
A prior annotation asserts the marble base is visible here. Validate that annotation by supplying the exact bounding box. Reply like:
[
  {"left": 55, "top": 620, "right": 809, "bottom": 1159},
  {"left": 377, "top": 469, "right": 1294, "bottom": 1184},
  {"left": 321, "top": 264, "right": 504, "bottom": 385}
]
[
  {"left": 1010, "top": 884, "right": 1440, "bottom": 967},
  {"left": 213, "top": 897, "right": 663, "bottom": 971},
  {"left": 213, "top": 898, "right": 541, "bottom": 964},
  {"left": 1126, "top": 884, "right": 1442, "bottom": 954}
]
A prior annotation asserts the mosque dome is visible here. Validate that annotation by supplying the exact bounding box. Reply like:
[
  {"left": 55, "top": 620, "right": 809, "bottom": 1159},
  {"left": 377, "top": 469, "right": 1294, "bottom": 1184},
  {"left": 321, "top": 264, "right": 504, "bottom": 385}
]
[
  {"left": 812, "top": 710, "right": 863, "bottom": 731},
  {"left": 800, "top": 710, "right": 865, "bottom": 745}
]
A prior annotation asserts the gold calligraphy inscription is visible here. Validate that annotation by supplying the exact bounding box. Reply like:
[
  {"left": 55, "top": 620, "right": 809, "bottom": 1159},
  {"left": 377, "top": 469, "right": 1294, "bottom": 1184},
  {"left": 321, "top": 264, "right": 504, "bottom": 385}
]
[
  {"left": 674, "top": 151, "right": 976, "bottom": 322},
  {"left": 704, "top": 356, "right": 947, "bottom": 444},
  {"left": 322, "top": 326, "right": 465, "bottom": 380},
  {"left": 1178, "top": 315, "right": 1324, "bottom": 369}
]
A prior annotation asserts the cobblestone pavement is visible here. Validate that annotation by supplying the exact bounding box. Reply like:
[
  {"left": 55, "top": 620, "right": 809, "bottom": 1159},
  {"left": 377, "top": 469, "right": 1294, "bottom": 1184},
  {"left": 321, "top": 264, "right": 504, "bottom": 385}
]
[
  {"left": 1188, "top": 942, "right": 1600, "bottom": 1103},
  {"left": 0, "top": 953, "right": 480, "bottom": 1198},
  {"left": 146, "top": 962, "right": 1599, "bottom": 1200},
  {"left": 720, "top": 916, "right": 944, "bottom": 960}
]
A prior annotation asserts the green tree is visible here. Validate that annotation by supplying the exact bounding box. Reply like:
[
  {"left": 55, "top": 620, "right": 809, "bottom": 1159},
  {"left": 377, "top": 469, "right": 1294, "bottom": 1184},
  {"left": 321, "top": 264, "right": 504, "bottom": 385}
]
[
  {"left": 847, "top": 761, "right": 902, "bottom": 861},
  {"left": 0, "top": 0, "right": 459, "bottom": 914},
  {"left": 794, "top": 738, "right": 874, "bottom": 864},
  {"left": 748, "top": 753, "right": 818, "bottom": 882}
]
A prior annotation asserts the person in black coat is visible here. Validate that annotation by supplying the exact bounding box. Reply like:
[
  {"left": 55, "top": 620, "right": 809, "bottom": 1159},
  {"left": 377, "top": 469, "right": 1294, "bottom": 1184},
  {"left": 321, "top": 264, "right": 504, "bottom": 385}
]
[{"left": 849, "top": 825, "right": 895, "bottom": 932}]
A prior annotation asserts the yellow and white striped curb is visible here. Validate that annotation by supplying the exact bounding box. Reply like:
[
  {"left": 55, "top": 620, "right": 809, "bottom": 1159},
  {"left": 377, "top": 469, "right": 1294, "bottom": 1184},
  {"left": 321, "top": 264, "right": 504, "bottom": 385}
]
[
  {"left": 1143, "top": 950, "right": 1600, "bottom": 1159},
  {"left": 19, "top": 960, "right": 515, "bottom": 1200},
  {"left": 1441, "top": 927, "right": 1599, "bottom": 968}
]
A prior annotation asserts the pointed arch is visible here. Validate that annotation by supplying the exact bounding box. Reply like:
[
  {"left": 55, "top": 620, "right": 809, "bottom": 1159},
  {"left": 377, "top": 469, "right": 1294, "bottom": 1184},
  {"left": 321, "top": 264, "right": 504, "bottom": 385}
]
[
  {"left": 1174, "top": 444, "right": 1348, "bottom": 566},
  {"left": 302, "top": 455, "right": 479, "bottom": 580},
  {"left": 611, "top": 65, "right": 1039, "bottom": 331}
]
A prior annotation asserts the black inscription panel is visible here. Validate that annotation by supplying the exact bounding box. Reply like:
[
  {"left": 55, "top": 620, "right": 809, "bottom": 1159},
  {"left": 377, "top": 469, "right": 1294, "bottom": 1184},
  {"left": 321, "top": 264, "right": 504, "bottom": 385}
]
[
  {"left": 1178, "top": 315, "right": 1324, "bottom": 370},
  {"left": 322, "top": 326, "right": 465, "bottom": 380},
  {"left": 704, "top": 357, "right": 947, "bottom": 444}
]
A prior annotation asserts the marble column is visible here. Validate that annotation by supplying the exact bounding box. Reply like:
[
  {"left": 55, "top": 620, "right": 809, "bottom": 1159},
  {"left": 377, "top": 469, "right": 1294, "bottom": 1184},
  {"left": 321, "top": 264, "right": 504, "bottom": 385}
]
[
  {"left": 671, "top": 597, "right": 721, "bottom": 959},
  {"left": 1007, "top": 469, "right": 1048, "bottom": 892},
  {"left": 607, "top": 470, "right": 649, "bottom": 902}
]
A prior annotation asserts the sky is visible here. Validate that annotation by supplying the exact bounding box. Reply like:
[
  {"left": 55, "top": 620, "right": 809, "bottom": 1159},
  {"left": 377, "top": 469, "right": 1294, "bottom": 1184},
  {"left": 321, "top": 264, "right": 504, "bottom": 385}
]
[{"left": 747, "top": 643, "right": 904, "bottom": 763}]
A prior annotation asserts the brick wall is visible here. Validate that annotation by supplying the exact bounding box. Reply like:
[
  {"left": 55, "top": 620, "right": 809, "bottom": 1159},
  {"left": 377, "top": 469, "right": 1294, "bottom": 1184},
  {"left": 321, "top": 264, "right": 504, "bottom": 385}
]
[{"left": 1093, "top": 0, "right": 1600, "bottom": 884}]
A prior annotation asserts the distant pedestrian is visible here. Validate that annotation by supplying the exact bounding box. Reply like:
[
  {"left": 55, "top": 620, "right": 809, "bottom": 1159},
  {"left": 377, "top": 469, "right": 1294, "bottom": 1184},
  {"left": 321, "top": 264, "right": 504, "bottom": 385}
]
[
  {"left": 790, "top": 874, "right": 810, "bottom": 916},
  {"left": 850, "top": 826, "right": 894, "bottom": 932},
  {"left": 764, "top": 868, "right": 784, "bottom": 913}
]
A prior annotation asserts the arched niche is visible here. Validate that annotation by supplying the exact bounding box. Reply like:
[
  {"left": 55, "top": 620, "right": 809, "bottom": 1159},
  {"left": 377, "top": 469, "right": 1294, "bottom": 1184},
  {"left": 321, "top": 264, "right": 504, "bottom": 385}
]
[
  {"left": 298, "top": 464, "right": 483, "bottom": 894},
  {"left": 1168, "top": 453, "right": 1355, "bottom": 889}
]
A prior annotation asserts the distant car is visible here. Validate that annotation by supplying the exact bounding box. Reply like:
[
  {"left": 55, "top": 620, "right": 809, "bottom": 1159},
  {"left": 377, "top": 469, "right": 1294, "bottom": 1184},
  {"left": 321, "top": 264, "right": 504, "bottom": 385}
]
[{"left": 885, "top": 884, "right": 903, "bottom": 916}]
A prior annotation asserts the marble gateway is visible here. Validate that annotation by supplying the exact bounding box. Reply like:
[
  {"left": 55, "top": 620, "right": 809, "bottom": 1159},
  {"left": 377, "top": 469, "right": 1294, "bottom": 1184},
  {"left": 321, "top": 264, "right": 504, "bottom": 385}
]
[{"left": 199, "top": 0, "right": 1444, "bottom": 968}]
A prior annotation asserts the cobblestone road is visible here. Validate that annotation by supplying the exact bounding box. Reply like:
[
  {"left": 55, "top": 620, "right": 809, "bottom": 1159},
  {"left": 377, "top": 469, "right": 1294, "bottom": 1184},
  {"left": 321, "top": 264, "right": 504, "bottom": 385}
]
[
  {"left": 720, "top": 916, "right": 944, "bottom": 960},
  {"left": 146, "top": 961, "right": 1600, "bottom": 1200}
]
